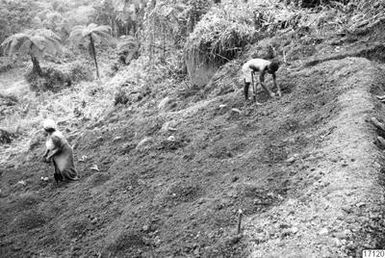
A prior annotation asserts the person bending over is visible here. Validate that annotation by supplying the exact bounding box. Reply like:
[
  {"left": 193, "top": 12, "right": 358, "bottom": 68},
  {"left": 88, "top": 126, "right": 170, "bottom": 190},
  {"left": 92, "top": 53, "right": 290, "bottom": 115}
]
[
  {"left": 241, "top": 58, "right": 281, "bottom": 102},
  {"left": 42, "top": 119, "right": 79, "bottom": 184}
]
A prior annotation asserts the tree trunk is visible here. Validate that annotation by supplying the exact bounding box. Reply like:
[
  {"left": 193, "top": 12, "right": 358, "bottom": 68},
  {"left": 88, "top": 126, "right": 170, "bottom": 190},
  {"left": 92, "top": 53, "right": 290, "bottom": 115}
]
[
  {"left": 89, "top": 34, "right": 100, "bottom": 79},
  {"left": 31, "top": 55, "right": 42, "bottom": 76}
]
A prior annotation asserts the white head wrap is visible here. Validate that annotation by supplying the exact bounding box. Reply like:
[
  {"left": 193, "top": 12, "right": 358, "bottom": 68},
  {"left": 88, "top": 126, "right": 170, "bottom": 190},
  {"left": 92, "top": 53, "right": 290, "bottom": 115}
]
[{"left": 42, "top": 119, "right": 57, "bottom": 131}]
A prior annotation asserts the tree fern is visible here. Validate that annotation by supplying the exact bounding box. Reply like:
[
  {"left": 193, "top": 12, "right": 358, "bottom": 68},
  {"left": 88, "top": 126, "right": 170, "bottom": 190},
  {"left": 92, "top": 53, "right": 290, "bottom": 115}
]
[
  {"left": 1, "top": 29, "right": 62, "bottom": 76},
  {"left": 69, "top": 23, "right": 113, "bottom": 79}
]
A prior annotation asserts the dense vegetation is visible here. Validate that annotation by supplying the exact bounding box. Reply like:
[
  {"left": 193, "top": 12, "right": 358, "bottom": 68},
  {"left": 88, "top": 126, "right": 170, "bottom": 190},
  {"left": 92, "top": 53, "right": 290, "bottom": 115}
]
[
  {"left": 1, "top": 0, "right": 384, "bottom": 78},
  {"left": 1, "top": 0, "right": 383, "bottom": 81}
]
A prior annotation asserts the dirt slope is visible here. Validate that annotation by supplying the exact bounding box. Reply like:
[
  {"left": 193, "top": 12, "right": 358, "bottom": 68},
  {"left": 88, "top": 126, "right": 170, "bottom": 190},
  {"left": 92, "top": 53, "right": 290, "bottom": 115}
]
[
  {"left": 246, "top": 58, "right": 385, "bottom": 257},
  {"left": 1, "top": 55, "right": 385, "bottom": 257}
]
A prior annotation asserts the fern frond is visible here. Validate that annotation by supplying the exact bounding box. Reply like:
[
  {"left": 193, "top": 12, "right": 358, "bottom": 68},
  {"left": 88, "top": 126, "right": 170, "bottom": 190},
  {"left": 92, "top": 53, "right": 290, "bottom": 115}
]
[
  {"left": 69, "top": 23, "right": 113, "bottom": 46},
  {"left": 35, "top": 29, "right": 62, "bottom": 42},
  {"left": 30, "top": 45, "right": 44, "bottom": 59},
  {"left": 1, "top": 29, "right": 62, "bottom": 58},
  {"left": 93, "top": 25, "right": 112, "bottom": 33},
  {"left": 69, "top": 28, "right": 86, "bottom": 43},
  {"left": 1, "top": 33, "right": 29, "bottom": 56},
  {"left": 71, "top": 25, "right": 86, "bottom": 33},
  {"left": 92, "top": 33, "right": 112, "bottom": 46},
  {"left": 18, "top": 40, "right": 32, "bottom": 56},
  {"left": 87, "top": 23, "right": 99, "bottom": 31},
  {"left": 82, "top": 29, "right": 92, "bottom": 38},
  {"left": 93, "top": 30, "right": 112, "bottom": 40},
  {"left": 30, "top": 35, "right": 47, "bottom": 51}
]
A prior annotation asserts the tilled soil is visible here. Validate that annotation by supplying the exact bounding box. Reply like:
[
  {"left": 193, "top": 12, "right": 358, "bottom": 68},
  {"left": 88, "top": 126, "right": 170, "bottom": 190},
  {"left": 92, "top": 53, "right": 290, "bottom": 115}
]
[{"left": 1, "top": 57, "right": 385, "bottom": 257}]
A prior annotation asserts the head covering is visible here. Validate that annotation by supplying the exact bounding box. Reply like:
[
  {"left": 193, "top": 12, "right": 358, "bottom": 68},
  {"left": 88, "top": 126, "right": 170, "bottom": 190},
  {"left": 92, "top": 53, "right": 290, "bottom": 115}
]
[
  {"left": 269, "top": 60, "right": 280, "bottom": 72},
  {"left": 42, "top": 119, "right": 57, "bottom": 131}
]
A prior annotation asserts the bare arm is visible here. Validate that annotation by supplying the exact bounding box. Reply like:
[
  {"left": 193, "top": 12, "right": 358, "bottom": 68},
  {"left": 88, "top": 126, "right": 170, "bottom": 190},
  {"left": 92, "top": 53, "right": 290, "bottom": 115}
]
[
  {"left": 259, "top": 70, "right": 275, "bottom": 98},
  {"left": 46, "top": 148, "right": 60, "bottom": 161},
  {"left": 43, "top": 148, "right": 49, "bottom": 158},
  {"left": 42, "top": 148, "right": 50, "bottom": 163},
  {"left": 45, "top": 135, "right": 63, "bottom": 161}
]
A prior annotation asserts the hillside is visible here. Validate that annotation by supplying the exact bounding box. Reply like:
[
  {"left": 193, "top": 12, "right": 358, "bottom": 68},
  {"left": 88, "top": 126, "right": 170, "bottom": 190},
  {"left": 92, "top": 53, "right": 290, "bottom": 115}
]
[{"left": 1, "top": 0, "right": 385, "bottom": 257}]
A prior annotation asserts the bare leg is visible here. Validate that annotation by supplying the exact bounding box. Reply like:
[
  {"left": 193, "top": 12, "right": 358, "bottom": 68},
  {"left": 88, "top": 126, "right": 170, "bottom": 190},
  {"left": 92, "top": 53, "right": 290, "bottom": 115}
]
[
  {"left": 244, "top": 81, "right": 250, "bottom": 101},
  {"left": 259, "top": 73, "right": 275, "bottom": 98},
  {"left": 252, "top": 82, "right": 257, "bottom": 102},
  {"left": 52, "top": 159, "right": 63, "bottom": 185},
  {"left": 272, "top": 73, "right": 281, "bottom": 97},
  {"left": 250, "top": 73, "right": 263, "bottom": 105},
  {"left": 250, "top": 72, "right": 256, "bottom": 102}
]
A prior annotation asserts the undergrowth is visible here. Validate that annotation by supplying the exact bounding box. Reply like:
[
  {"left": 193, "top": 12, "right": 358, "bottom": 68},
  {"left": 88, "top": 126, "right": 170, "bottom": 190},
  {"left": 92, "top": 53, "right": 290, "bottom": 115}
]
[
  {"left": 25, "top": 61, "right": 93, "bottom": 92},
  {"left": 184, "top": 0, "right": 385, "bottom": 69},
  {"left": 185, "top": 12, "right": 256, "bottom": 65}
]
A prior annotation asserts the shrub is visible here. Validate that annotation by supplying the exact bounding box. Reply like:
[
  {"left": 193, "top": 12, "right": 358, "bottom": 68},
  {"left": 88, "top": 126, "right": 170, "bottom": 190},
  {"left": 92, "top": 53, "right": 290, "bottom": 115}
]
[
  {"left": 114, "top": 88, "right": 130, "bottom": 106},
  {"left": 185, "top": 13, "right": 256, "bottom": 66},
  {"left": 25, "top": 61, "right": 93, "bottom": 92},
  {"left": 0, "top": 93, "right": 18, "bottom": 106},
  {"left": 0, "top": 57, "right": 14, "bottom": 73},
  {"left": 117, "top": 36, "right": 140, "bottom": 65},
  {"left": 106, "top": 61, "right": 121, "bottom": 78},
  {"left": 66, "top": 61, "right": 93, "bottom": 83},
  {"left": 0, "top": 128, "right": 15, "bottom": 144},
  {"left": 25, "top": 66, "right": 71, "bottom": 92}
]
